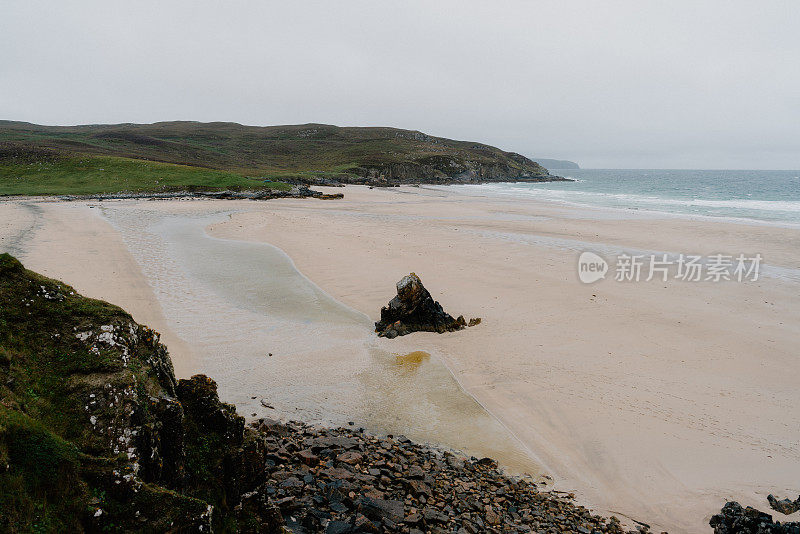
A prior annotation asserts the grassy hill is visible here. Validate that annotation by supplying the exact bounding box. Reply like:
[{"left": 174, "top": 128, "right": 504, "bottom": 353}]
[
  {"left": 0, "top": 121, "right": 556, "bottom": 195},
  {"left": 0, "top": 149, "right": 291, "bottom": 196}
]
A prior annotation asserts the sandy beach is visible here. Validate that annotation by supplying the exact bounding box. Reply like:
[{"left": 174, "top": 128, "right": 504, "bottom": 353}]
[
  {"left": 2, "top": 186, "right": 798, "bottom": 533},
  {"left": 208, "top": 186, "right": 800, "bottom": 533}
]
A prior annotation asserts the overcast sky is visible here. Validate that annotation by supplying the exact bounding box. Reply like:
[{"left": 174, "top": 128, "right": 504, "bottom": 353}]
[{"left": 2, "top": 1, "right": 799, "bottom": 169}]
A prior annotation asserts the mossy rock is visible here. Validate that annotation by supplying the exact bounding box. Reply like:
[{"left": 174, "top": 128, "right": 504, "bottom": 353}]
[{"left": 0, "top": 255, "right": 276, "bottom": 532}]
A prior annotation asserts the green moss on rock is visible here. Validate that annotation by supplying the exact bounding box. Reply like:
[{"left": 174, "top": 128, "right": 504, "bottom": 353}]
[{"left": 0, "top": 254, "right": 283, "bottom": 532}]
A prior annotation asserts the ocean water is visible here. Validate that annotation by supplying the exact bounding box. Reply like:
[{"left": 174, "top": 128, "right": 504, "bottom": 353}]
[{"left": 463, "top": 169, "right": 800, "bottom": 226}]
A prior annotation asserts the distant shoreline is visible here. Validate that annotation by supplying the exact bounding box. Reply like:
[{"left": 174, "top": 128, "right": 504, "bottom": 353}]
[
  {"left": 0, "top": 177, "right": 572, "bottom": 201},
  {"left": 446, "top": 168, "right": 800, "bottom": 228}
]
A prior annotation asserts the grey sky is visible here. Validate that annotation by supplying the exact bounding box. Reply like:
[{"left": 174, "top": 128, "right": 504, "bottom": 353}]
[{"left": 2, "top": 1, "right": 799, "bottom": 169}]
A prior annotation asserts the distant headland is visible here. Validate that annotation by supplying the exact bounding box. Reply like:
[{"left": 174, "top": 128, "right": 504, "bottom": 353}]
[
  {"left": 0, "top": 120, "right": 570, "bottom": 196},
  {"left": 533, "top": 158, "right": 580, "bottom": 170}
]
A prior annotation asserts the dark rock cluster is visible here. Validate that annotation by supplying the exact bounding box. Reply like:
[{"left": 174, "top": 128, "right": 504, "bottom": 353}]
[
  {"left": 710, "top": 501, "right": 800, "bottom": 533},
  {"left": 375, "top": 273, "right": 479, "bottom": 338},
  {"left": 55, "top": 184, "right": 342, "bottom": 202},
  {"left": 248, "top": 417, "right": 639, "bottom": 534},
  {"left": 769, "top": 495, "right": 800, "bottom": 516}
]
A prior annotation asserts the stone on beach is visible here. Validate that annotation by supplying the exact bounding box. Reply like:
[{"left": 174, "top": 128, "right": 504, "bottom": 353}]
[
  {"left": 374, "top": 272, "right": 479, "bottom": 338},
  {"left": 710, "top": 501, "right": 800, "bottom": 533},
  {"left": 768, "top": 494, "right": 800, "bottom": 515}
]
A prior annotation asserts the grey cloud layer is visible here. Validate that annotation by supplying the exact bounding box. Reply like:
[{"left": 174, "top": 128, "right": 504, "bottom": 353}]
[{"left": 2, "top": 1, "right": 798, "bottom": 169}]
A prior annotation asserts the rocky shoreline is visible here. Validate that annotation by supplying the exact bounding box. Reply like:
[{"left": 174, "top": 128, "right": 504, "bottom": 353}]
[
  {"left": 289, "top": 173, "right": 573, "bottom": 188},
  {"left": 0, "top": 254, "right": 653, "bottom": 533},
  {"left": 48, "top": 184, "right": 344, "bottom": 202},
  {"left": 0, "top": 178, "right": 571, "bottom": 202},
  {"left": 244, "top": 414, "right": 643, "bottom": 534}
]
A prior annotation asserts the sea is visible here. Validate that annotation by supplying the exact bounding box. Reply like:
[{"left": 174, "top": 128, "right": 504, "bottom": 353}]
[{"left": 456, "top": 169, "right": 800, "bottom": 227}]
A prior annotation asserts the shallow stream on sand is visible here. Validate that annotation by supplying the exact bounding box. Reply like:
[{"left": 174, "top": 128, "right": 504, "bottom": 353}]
[{"left": 100, "top": 203, "right": 542, "bottom": 476}]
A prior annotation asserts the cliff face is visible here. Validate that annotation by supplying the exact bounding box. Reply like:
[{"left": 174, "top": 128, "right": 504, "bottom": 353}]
[
  {"left": 341, "top": 153, "right": 563, "bottom": 186},
  {"left": 0, "top": 254, "right": 283, "bottom": 532}
]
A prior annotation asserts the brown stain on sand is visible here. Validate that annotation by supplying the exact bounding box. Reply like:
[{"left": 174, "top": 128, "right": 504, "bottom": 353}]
[{"left": 394, "top": 350, "right": 430, "bottom": 371}]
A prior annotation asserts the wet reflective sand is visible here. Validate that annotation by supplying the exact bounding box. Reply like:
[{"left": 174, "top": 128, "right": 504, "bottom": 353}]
[{"left": 100, "top": 203, "right": 542, "bottom": 476}]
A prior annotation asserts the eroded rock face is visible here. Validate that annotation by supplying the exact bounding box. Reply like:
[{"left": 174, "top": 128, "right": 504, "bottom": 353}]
[
  {"left": 340, "top": 153, "right": 566, "bottom": 187},
  {"left": 0, "top": 254, "right": 284, "bottom": 533},
  {"left": 375, "top": 273, "right": 477, "bottom": 338},
  {"left": 177, "top": 375, "right": 244, "bottom": 445}
]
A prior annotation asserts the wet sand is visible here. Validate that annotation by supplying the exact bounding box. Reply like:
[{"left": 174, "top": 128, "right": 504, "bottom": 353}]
[{"left": 2, "top": 188, "right": 799, "bottom": 533}]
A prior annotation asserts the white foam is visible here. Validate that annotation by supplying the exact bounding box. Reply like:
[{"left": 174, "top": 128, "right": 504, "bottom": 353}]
[{"left": 444, "top": 183, "right": 800, "bottom": 228}]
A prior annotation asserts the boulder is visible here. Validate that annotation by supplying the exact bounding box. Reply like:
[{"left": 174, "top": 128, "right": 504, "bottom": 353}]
[
  {"left": 710, "top": 501, "right": 800, "bottom": 533},
  {"left": 375, "top": 273, "right": 479, "bottom": 338},
  {"left": 769, "top": 494, "right": 800, "bottom": 515},
  {"left": 356, "top": 496, "right": 405, "bottom": 523}
]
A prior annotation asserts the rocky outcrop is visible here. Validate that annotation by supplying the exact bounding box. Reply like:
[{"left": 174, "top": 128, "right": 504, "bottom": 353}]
[
  {"left": 375, "top": 273, "right": 479, "bottom": 338},
  {"left": 710, "top": 501, "right": 800, "bottom": 533},
  {"left": 53, "top": 184, "right": 341, "bottom": 202},
  {"left": 338, "top": 154, "right": 571, "bottom": 187},
  {"left": 769, "top": 495, "right": 800, "bottom": 516},
  {"left": 0, "top": 253, "right": 284, "bottom": 533}
]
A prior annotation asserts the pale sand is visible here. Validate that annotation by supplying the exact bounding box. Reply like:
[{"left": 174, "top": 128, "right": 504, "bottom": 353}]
[
  {"left": 0, "top": 201, "right": 197, "bottom": 377},
  {"left": 205, "top": 186, "right": 800, "bottom": 533}
]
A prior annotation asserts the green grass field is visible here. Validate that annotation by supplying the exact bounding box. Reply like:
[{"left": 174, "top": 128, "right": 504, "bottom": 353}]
[{"left": 0, "top": 154, "right": 291, "bottom": 196}]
